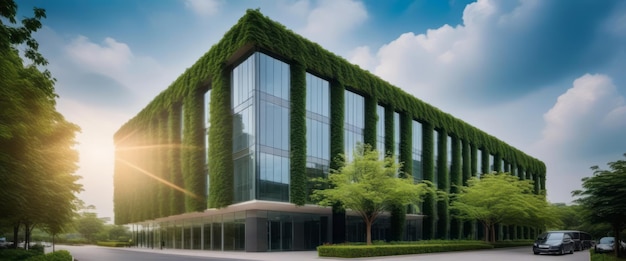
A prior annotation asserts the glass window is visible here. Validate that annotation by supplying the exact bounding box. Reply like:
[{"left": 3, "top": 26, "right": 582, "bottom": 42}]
[
  {"left": 344, "top": 90, "right": 364, "bottom": 161},
  {"left": 394, "top": 112, "right": 400, "bottom": 162},
  {"left": 259, "top": 153, "right": 290, "bottom": 201},
  {"left": 476, "top": 149, "right": 483, "bottom": 178},
  {"left": 433, "top": 130, "right": 438, "bottom": 188},
  {"left": 306, "top": 73, "right": 330, "bottom": 202},
  {"left": 376, "top": 105, "right": 385, "bottom": 158},
  {"left": 447, "top": 135, "right": 452, "bottom": 171},
  {"left": 259, "top": 53, "right": 290, "bottom": 100},
  {"left": 412, "top": 120, "right": 423, "bottom": 182}
]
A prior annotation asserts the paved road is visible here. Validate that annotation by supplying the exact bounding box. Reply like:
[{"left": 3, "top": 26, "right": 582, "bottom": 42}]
[
  {"left": 48, "top": 245, "right": 249, "bottom": 261},
  {"left": 46, "top": 245, "right": 590, "bottom": 261}
]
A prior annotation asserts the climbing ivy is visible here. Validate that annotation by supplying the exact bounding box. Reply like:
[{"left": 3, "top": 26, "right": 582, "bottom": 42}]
[{"left": 112, "top": 9, "right": 546, "bottom": 225}]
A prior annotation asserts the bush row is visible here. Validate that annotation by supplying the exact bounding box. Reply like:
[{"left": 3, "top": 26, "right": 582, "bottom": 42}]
[
  {"left": 317, "top": 243, "right": 493, "bottom": 258},
  {"left": 96, "top": 241, "right": 129, "bottom": 247},
  {"left": 0, "top": 249, "right": 72, "bottom": 261},
  {"left": 26, "top": 250, "right": 72, "bottom": 261}
]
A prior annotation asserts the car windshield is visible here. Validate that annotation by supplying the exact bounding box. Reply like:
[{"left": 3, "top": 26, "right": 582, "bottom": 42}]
[
  {"left": 600, "top": 237, "right": 615, "bottom": 244},
  {"left": 538, "top": 232, "right": 564, "bottom": 240}
]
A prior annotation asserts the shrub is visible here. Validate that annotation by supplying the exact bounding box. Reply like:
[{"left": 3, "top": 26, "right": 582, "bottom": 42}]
[
  {"left": 97, "top": 241, "right": 129, "bottom": 247},
  {"left": 0, "top": 248, "right": 41, "bottom": 260},
  {"left": 26, "top": 250, "right": 72, "bottom": 261},
  {"left": 29, "top": 244, "right": 45, "bottom": 254},
  {"left": 317, "top": 243, "right": 493, "bottom": 258}
]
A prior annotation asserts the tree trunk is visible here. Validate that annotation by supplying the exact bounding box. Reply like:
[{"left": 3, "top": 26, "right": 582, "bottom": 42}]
[
  {"left": 491, "top": 223, "right": 496, "bottom": 243},
  {"left": 24, "top": 222, "right": 31, "bottom": 250},
  {"left": 614, "top": 224, "right": 621, "bottom": 257},
  {"left": 483, "top": 222, "right": 489, "bottom": 243},
  {"left": 52, "top": 234, "right": 56, "bottom": 252},
  {"left": 366, "top": 220, "right": 372, "bottom": 245},
  {"left": 13, "top": 224, "right": 19, "bottom": 249}
]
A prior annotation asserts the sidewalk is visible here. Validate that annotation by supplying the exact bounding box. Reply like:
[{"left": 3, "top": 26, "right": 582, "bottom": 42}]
[{"left": 116, "top": 246, "right": 338, "bottom": 261}]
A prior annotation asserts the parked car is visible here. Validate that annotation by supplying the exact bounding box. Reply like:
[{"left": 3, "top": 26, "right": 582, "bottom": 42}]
[
  {"left": 550, "top": 230, "right": 593, "bottom": 251},
  {"left": 595, "top": 237, "right": 626, "bottom": 253},
  {"left": 0, "top": 238, "right": 8, "bottom": 249},
  {"left": 533, "top": 231, "right": 575, "bottom": 255}
]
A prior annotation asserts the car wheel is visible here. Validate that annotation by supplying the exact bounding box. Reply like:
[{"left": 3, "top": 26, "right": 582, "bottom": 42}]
[
  {"left": 533, "top": 251, "right": 539, "bottom": 255},
  {"left": 569, "top": 245, "right": 574, "bottom": 254},
  {"left": 560, "top": 246, "right": 564, "bottom": 255}
]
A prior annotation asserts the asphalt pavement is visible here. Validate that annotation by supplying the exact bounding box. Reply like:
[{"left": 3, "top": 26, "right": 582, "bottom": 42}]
[{"left": 48, "top": 244, "right": 590, "bottom": 261}]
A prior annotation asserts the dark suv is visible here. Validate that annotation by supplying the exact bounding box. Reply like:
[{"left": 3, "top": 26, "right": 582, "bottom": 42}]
[{"left": 533, "top": 231, "right": 575, "bottom": 255}]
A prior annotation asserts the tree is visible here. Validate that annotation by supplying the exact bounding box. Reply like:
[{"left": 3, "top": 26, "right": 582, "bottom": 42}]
[
  {"left": 108, "top": 225, "right": 131, "bottom": 242},
  {"left": 312, "top": 144, "right": 432, "bottom": 245},
  {"left": 0, "top": 0, "right": 82, "bottom": 249},
  {"left": 76, "top": 213, "right": 105, "bottom": 243},
  {"left": 450, "top": 172, "right": 553, "bottom": 243},
  {"left": 573, "top": 153, "right": 626, "bottom": 257}
]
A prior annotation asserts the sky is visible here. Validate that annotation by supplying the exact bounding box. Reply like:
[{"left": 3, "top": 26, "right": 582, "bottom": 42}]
[{"left": 15, "top": 0, "right": 626, "bottom": 221}]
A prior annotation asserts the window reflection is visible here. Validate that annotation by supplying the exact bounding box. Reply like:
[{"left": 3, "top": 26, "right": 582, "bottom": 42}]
[
  {"left": 344, "top": 90, "right": 364, "bottom": 161},
  {"left": 306, "top": 73, "right": 330, "bottom": 202},
  {"left": 376, "top": 105, "right": 385, "bottom": 158},
  {"left": 412, "top": 120, "right": 423, "bottom": 182}
]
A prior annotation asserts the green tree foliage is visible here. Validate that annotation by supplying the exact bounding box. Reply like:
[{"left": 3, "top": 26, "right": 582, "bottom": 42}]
[
  {"left": 312, "top": 144, "right": 431, "bottom": 245},
  {"left": 76, "top": 213, "right": 104, "bottom": 244},
  {"left": 107, "top": 225, "right": 131, "bottom": 242},
  {"left": 573, "top": 153, "right": 626, "bottom": 257},
  {"left": 451, "top": 173, "right": 555, "bottom": 243},
  {"left": 0, "top": 0, "right": 82, "bottom": 249}
]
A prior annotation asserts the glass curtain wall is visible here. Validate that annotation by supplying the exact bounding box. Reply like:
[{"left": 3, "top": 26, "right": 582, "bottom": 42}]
[
  {"left": 232, "top": 54, "right": 256, "bottom": 203},
  {"left": 231, "top": 52, "right": 291, "bottom": 203},
  {"left": 412, "top": 120, "right": 423, "bottom": 182},
  {"left": 447, "top": 136, "right": 452, "bottom": 174},
  {"left": 258, "top": 53, "right": 290, "bottom": 202},
  {"left": 394, "top": 112, "right": 400, "bottom": 163},
  {"left": 344, "top": 91, "right": 364, "bottom": 161},
  {"left": 204, "top": 89, "right": 211, "bottom": 196},
  {"left": 305, "top": 73, "right": 330, "bottom": 202},
  {"left": 476, "top": 149, "right": 483, "bottom": 178},
  {"left": 433, "top": 130, "right": 439, "bottom": 188}
]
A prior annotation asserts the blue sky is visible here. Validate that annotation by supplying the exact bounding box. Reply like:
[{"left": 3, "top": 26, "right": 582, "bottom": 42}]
[{"left": 16, "top": 0, "right": 626, "bottom": 220}]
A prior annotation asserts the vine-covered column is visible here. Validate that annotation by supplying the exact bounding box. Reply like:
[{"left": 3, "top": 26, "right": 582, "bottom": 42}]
[
  {"left": 290, "top": 62, "right": 306, "bottom": 206},
  {"left": 208, "top": 66, "right": 234, "bottom": 209},
  {"left": 422, "top": 122, "right": 436, "bottom": 240},
  {"left": 449, "top": 135, "right": 462, "bottom": 239},
  {"left": 183, "top": 84, "right": 207, "bottom": 212},
  {"left": 389, "top": 112, "right": 412, "bottom": 241},
  {"left": 329, "top": 80, "right": 345, "bottom": 244},
  {"left": 436, "top": 129, "right": 449, "bottom": 239},
  {"left": 168, "top": 103, "right": 184, "bottom": 215}
]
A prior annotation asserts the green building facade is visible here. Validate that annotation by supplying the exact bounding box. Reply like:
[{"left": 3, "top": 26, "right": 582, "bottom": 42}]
[{"left": 113, "top": 10, "right": 546, "bottom": 252}]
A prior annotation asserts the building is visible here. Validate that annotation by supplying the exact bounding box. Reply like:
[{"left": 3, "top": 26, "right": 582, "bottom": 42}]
[{"left": 113, "top": 10, "right": 546, "bottom": 252}]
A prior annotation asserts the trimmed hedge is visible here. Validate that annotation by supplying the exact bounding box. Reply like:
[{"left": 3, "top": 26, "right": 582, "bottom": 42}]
[
  {"left": 25, "top": 250, "right": 73, "bottom": 261},
  {"left": 317, "top": 243, "right": 493, "bottom": 258},
  {"left": 97, "top": 241, "right": 130, "bottom": 247}
]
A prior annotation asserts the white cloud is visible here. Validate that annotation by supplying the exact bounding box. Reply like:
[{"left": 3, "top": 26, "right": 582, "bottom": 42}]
[
  {"left": 348, "top": 45, "right": 376, "bottom": 72},
  {"left": 63, "top": 35, "right": 176, "bottom": 109},
  {"left": 348, "top": 0, "right": 624, "bottom": 110},
  {"left": 530, "top": 74, "right": 626, "bottom": 204},
  {"left": 299, "top": 0, "right": 367, "bottom": 49},
  {"left": 184, "top": 0, "right": 221, "bottom": 16},
  {"left": 538, "top": 74, "right": 626, "bottom": 155},
  {"left": 65, "top": 36, "right": 133, "bottom": 78}
]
